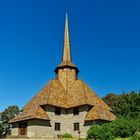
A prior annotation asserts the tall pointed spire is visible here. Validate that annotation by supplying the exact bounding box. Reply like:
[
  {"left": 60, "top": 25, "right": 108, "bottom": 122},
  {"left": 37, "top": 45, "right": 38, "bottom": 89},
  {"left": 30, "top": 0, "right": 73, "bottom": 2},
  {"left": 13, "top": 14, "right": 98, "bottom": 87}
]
[
  {"left": 55, "top": 13, "right": 79, "bottom": 75},
  {"left": 62, "top": 13, "right": 72, "bottom": 62}
]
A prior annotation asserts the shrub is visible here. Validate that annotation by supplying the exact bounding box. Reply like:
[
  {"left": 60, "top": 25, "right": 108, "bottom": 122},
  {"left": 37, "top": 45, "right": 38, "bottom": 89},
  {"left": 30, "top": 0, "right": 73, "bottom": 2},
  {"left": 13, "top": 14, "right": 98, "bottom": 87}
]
[
  {"left": 100, "top": 124, "right": 115, "bottom": 140},
  {"left": 87, "top": 125, "right": 101, "bottom": 139},
  {"left": 131, "top": 132, "right": 140, "bottom": 140},
  {"left": 62, "top": 133, "right": 73, "bottom": 138},
  {"left": 112, "top": 118, "right": 139, "bottom": 138},
  {"left": 87, "top": 124, "right": 115, "bottom": 140},
  {"left": 87, "top": 118, "right": 140, "bottom": 139}
]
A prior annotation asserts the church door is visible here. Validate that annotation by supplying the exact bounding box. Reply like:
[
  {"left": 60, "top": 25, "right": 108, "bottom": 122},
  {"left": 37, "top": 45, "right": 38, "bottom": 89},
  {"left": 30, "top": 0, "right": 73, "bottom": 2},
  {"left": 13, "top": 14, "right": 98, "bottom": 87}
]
[{"left": 18, "top": 122, "right": 27, "bottom": 135}]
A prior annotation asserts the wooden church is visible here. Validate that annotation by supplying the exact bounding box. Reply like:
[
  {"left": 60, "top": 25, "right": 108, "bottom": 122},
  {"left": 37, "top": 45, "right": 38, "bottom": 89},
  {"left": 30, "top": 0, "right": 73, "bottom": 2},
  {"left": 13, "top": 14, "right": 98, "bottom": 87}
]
[{"left": 9, "top": 15, "right": 116, "bottom": 138}]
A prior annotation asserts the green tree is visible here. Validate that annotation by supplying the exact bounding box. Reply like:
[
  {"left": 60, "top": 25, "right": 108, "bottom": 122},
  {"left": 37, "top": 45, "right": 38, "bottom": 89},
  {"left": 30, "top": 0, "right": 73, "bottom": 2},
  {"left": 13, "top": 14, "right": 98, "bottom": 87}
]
[
  {"left": 0, "top": 124, "right": 4, "bottom": 138},
  {"left": 1, "top": 105, "right": 19, "bottom": 123},
  {"left": 0, "top": 105, "right": 19, "bottom": 138},
  {"left": 103, "top": 91, "right": 140, "bottom": 118},
  {"left": 102, "top": 93, "right": 118, "bottom": 110}
]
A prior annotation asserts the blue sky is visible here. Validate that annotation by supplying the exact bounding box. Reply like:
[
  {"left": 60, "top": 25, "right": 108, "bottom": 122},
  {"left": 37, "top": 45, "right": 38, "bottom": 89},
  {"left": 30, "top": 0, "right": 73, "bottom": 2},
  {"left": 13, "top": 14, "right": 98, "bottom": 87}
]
[{"left": 0, "top": 0, "right": 140, "bottom": 111}]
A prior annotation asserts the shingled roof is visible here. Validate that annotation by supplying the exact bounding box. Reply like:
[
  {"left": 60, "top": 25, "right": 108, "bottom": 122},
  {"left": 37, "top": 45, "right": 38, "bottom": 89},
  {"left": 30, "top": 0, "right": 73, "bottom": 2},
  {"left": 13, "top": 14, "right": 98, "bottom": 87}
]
[
  {"left": 10, "top": 106, "right": 49, "bottom": 123},
  {"left": 10, "top": 79, "right": 116, "bottom": 123},
  {"left": 85, "top": 107, "right": 116, "bottom": 121},
  {"left": 10, "top": 14, "right": 116, "bottom": 123}
]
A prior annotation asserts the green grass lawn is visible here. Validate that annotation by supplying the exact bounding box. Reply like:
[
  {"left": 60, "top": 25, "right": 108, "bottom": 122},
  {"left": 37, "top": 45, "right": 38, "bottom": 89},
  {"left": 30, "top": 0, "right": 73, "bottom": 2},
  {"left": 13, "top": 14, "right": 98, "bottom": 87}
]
[
  {"left": 115, "top": 138, "right": 131, "bottom": 140},
  {"left": 63, "top": 138, "right": 131, "bottom": 140}
]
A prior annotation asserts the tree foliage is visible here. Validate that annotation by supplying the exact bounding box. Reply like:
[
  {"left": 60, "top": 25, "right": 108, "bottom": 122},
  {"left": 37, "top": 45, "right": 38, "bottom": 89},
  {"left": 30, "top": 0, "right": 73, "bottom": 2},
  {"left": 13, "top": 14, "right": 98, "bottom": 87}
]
[
  {"left": 87, "top": 124, "right": 115, "bottom": 140},
  {"left": 88, "top": 91, "right": 140, "bottom": 140},
  {"left": 103, "top": 91, "right": 140, "bottom": 118},
  {"left": 0, "top": 105, "right": 19, "bottom": 138},
  {"left": 0, "top": 124, "right": 4, "bottom": 138},
  {"left": 1, "top": 105, "right": 19, "bottom": 123},
  {"left": 131, "top": 132, "right": 140, "bottom": 140},
  {"left": 87, "top": 118, "right": 140, "bottom": 140}
]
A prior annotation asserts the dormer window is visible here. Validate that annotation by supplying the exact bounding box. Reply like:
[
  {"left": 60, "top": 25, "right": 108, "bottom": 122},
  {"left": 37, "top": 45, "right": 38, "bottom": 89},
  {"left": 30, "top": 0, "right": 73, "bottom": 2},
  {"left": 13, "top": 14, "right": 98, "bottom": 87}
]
[
  {"left": 55, "top": 107, "right": 61, "bottom": 115},
  {"left": 73, "top": 107, "right": 79, "bottom": 115}
]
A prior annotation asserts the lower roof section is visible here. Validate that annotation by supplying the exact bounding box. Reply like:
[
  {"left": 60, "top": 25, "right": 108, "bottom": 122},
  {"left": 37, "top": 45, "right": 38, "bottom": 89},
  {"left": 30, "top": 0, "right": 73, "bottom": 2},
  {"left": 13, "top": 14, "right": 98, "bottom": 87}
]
[{"left": 10, "top": 79, "right": 116, "bottom": 123}]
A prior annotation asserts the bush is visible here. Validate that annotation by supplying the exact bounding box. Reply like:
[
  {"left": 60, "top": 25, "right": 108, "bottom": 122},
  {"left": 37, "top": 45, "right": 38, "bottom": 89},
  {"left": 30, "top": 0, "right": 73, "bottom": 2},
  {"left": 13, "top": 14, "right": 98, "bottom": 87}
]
[
  {"left": 87, "top": 124, "right": 115, "bottom": 140},
  {"left": 131, "top": 132, "right": 140, "bottom": 140},
  {"left": 100, "top": 124, "right": 115, "bottom": 140},
  {"left": 111, "top": 118, "right": 137, "bottom": 138},
  {"left": 87, "top": 118, "right": 140, "bottom": 140},
  {"left": 87, "top": 125, "right": 101, "bottom": 139},
  {"left": 62, "top": 133, "right": 73, "bottom": 138},
  {"left": 108, "top": 118, "right": 140, "bottom": 138}
]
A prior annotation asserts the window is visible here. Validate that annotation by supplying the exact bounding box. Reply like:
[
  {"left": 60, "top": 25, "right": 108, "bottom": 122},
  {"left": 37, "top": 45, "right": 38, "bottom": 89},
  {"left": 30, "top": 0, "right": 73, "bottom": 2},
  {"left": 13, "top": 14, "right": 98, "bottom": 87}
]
[
  {"left": 73, "top": 107, "right": 79, "bottom": 115},
  {"left": 55, "top": 123, "right": 60, "bottom": 131},
  {"left": 74, "top": 123, "right": 79, "bottom": 131},
  {"left": 55, "top": 107, "right": 61, "bottom": 115}
]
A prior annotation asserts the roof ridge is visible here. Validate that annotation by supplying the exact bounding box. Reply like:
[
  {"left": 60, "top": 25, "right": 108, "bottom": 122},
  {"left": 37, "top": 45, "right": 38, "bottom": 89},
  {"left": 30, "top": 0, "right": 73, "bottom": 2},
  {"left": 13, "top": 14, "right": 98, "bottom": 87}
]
[
  {"left": 32, "top": 106, "right": 40, "bottom": 118},
  {"left": 54, "top": 79, "right": 66, "bottom": 93},
  {"left": 67, "top": 80, "right": 78, "bottom": 91},
  {"left": 33, "top": 105, "right": 49, "bottom": 119},
  {"left": 79, "top": 80, "right": 112, "bottom": 110},
  {"left": 78, "top": 80, "right": 88, "bottom": 105},
  {"left": 46, "top": 79, "right": 57, "bottom": 105},
  {"left": 56, "top": 79, "right": 69, "bottom": 107},
  {"left": 85, "top": 106, "right": 117, "bottom": 121}
]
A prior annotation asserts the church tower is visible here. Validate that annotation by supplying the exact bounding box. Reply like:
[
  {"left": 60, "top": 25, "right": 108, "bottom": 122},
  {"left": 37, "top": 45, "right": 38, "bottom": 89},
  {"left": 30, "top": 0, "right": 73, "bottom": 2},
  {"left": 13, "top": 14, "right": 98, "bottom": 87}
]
[{"left": 55, "top": 14, "right": 79, "bottom": 90}]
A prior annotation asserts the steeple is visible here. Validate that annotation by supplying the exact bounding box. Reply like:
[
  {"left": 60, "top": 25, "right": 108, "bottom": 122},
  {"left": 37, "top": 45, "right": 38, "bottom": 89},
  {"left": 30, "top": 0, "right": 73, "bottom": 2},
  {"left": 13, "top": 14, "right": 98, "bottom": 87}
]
[
  {"left": 62, "top": 13, "right": 72, "bottom": 62},
  {"left": 55, "top": 14, "right": 79, "bottom": 90},
  {"left": 55, "top": 14, "right": 79, "bottom": 74}
]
